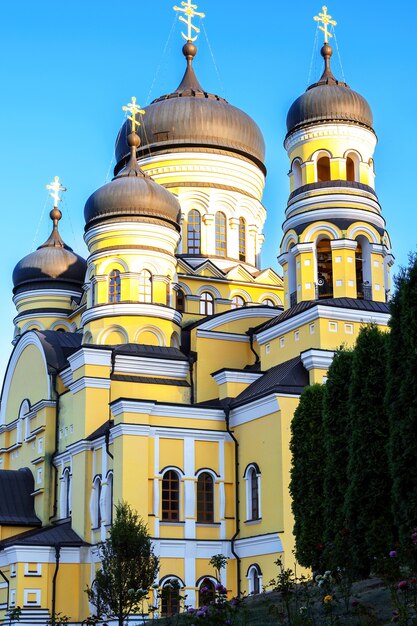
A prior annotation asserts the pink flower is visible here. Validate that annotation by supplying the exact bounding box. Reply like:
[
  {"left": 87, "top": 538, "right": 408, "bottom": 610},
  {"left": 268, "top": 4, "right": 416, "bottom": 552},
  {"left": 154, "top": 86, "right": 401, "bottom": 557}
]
[{"left": 398, "top": 580, "right": 409, "bottom": 590}]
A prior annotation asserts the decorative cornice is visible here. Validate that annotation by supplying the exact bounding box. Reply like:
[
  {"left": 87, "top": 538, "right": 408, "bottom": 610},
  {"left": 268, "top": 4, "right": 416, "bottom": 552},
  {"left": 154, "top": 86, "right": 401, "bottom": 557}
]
[
  {"left": 300, "top": 348, "right": 335, "bottom": 371},
  {"left": 196, "top": 330, "right": 250, "bottom": 342},
  {"left": 69, "top": 377, "right": 111, "bottom": 394},
  {"left": 114, "top": 355, "right": 189, "bottom": 379},
  {"left": 81, "top": 303, "right": 182, "bottom": 326},
  {"left": 68, "top": 347, "right": 112, "bottom": 372},
  {"left": 212, "top": 370, "right": 263, "bottom": 386},
  {"left": 330, "top": 238, "right": 358, "bottom": 250},
  {"left": 110, "top": 399, "right": 224, "bottom": 422},
  {"left": 229, "top": 394, "right": 280, "bottom": 426}
]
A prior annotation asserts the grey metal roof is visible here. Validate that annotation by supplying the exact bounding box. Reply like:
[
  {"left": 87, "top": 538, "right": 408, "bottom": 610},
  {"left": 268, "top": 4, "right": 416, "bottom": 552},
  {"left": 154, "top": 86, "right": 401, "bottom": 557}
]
[
  {"left": 254, "top": 298, "right": 390, "bottom": 335},
  {"left": 34, "top": 330, "right": 83, "bottom": 372},
  {"left": 113, "top": 344, "right": 189, "bottom": 361},
  {"left": 0, "top": 468, "right": 41, "bottom": 526},
  {"left": 0, "top": 522, "right": 87, "bottom": 548},
  {"left": 231, "top": 356, "right": 309, "bottom": 407}
]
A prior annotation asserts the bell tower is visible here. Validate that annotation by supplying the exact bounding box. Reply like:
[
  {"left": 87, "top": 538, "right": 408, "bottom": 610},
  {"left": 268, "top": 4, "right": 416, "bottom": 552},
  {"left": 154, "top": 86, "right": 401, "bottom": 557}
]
[{"left": 279, "top": 7, "right": 394, "bottom": 310}]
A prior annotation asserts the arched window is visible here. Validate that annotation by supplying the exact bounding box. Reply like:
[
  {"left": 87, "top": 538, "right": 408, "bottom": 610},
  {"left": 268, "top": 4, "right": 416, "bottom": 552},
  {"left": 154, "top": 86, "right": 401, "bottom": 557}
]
[
  {"left": 197, "top": 472, "right": 214, "bottom": 523},
  {"left": 292, "top": 159, "right": 302, "bottom": 189},
  {"left": 198, "top": 578, "right": 216, "bottom": 606},
  {"left": 162, "top": 470, "right": 180, "bottom": 521},
  {"left": 105, "top": 471, "right": 113, "bottom": 525},
  {"left": 138, "top": 270, "right": 152, "bottom": 303},
  {"left": 355, "top": 236, "right": 372, "bottom": 300},
  {"left": 316, "top": 239, "right": 333, "bottom": 298},
  {"left": 161, "top": 579, "right": 181, "bottom": 616},
  {"left": 239, "top": 217, "right": 246, "bottom": 262},
  {"left": 262, "top": 299, "right": 274, "bottom": 307},
  {"left": 247, "top": 564, "right": 262, "bottom": 595},
  {"left": 244, "top": 464, "right": 261, "bottom": 521},
  {"left": 108, "top": 269, "right": 121, "bottom": 303},
  {"left": 61, "top": 467, "right": 71, "bottom": 519},
  {"left": 317, "top": 156, "right": 331, "bottom": 182},
  {"left": 346, "top": 156, "right": 355, "bottom": 181},
  {"left": 200, "top": 292, "right": 214, "bottom": 315},
  {"left": 176, "top": 289, "right": 185, "bottom": 313},
  {"left": 187, "top": 210, "right": 201, "bottom": 254},
  {"left": 231, "top": 295, "right": 245, "bottom": 309},
  {"left": 215, "top": 212, "right": 227, "bottom": 257},
  {"left": 92, "top": 476, "right": 101, "bottom": 528}
]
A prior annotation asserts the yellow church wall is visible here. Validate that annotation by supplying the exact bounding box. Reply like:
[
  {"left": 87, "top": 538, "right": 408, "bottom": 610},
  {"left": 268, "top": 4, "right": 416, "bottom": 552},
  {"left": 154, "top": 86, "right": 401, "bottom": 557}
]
[
  {"left": 332, "top": 248, "right": 357, "bottom": 299},
  {"left": 240, "top": 553, "right": 282, "bottom": 594},
  {"left": 5, "top": 345, "right": 49, "bottom": 424},
  {"left": 195, "top": 440, "right": 219, "bottom": 474},
  {"left": 111, "top": 380, "right": 190, "bottom": 405},
  {"left": 0, "top": 525, "right": 35, "bottom": 540},
  {"left": 71, "top": 450, "right": 92, "bottom": 539},
  {"left": 112, "top": 435, "right": 149, "bottom": 521},
  {"left": 85, "top": 315, "right": 180, "bottom": 348},
  {"left": 371, "top": 252, "right": 386, "bottom": 302},
  {"left": 159, "top": 438, "right": 184, "bottom": 473},
  {"left": 158, "top": 558, "right": 184, "bottom": 583}
]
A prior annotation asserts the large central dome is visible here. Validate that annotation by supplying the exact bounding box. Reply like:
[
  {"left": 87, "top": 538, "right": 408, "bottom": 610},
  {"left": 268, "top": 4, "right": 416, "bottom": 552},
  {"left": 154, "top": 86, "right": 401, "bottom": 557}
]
[{"left": 114, "top": 42, "right": 265, "bottom": 174}]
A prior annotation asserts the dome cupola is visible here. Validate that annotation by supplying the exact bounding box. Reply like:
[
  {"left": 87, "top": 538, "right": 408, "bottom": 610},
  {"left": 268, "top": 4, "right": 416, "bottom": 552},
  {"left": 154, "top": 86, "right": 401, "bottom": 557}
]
[
  {"left": 286, "top": 42, "right": 373, "bottom": 137},
  {"left": 13, "top": 205, "right": 86, "bottom": 295},
  {"left": 84, "top": 131, "right": 181, "bottom": 231},
  {"left": 114, "top": 41, "right": 265, "bottom": 173}
]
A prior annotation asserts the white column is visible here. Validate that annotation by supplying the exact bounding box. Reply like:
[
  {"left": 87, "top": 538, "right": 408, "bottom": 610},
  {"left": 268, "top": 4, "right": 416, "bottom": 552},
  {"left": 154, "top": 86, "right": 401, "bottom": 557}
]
[
  {"left": 229, "top": 217, "right": 240, "bottom": 260},
  {"left": 219, "top": 439, "right": 226, "bottom": 539},
  {"left": 154, "top": 436, "right": 160, "bottom": 537},
  {"left": 184, "top": 438, "right": 195, "bottom": 538},
  {"left": 203, "top": 214, "right": 215, "bottom": 256}
]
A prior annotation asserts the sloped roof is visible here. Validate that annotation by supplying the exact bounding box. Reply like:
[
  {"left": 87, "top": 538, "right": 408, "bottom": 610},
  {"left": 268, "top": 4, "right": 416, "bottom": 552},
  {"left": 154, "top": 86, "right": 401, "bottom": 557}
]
[
  {"left": 254, "top": 298, "right": 390, "bottom": 335},
  {"left": 0, "top": 522, "right": 87, "bottom": 548},
  {"left": 113, "top": 344, "right": 188, "bottom": 361},
  {"left": 34, "top": 330, "right": 83, "bottom": 372},
  {"left": 0, "top": 468, "right": 41, "bottom": 526},
  {"left": 231, "top": 356, "right": 309, "bottom": 407}
]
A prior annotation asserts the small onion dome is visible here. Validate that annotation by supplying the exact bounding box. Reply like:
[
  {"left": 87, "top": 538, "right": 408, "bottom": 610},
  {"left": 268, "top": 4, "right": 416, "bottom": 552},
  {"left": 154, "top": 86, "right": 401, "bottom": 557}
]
[
  {"left": 114, "top": 42, "right": 265, "bottom": 174},
  {"left": 84, "top": 132, "right": 181, "bottom": 231},
  {"left": 286, "top": 43, "right": 373, "bottom": 136},
  {"left": 13, "top": 207, "right": 87, "bottom": 294}
]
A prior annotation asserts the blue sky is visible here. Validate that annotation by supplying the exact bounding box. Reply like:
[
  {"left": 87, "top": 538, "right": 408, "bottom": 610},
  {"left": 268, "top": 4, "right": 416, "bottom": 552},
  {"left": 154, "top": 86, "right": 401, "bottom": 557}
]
[{"left": 0, "top": 0, "right": 416, "bottom": 378}]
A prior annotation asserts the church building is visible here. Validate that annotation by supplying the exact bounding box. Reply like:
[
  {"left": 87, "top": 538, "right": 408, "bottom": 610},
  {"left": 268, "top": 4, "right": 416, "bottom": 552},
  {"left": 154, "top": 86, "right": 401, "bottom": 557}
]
[{"left": 0, "top": 4, "right": 393, "bottom": 623}]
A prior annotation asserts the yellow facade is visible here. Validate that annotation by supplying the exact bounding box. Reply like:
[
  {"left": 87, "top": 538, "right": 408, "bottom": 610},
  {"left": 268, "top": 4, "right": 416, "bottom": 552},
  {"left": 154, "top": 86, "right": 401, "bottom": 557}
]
[{"left": 0, "top": 14, "right": 395, "bottom": 626}]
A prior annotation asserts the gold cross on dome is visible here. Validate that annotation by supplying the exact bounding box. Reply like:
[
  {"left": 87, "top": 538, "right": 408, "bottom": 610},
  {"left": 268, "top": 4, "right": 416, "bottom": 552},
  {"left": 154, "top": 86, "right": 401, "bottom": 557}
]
[
  {"left": 46, "top": 176, "right": 66, "bottom": 207},
  {"left": 173, "top": 0, "right": 205, "bottom": 42},
  {"left": 314, "top": 6, "right": 337, "bottom": 43},
  {"left": 122, "top": 97, "right": 145, "bottom": 133}
]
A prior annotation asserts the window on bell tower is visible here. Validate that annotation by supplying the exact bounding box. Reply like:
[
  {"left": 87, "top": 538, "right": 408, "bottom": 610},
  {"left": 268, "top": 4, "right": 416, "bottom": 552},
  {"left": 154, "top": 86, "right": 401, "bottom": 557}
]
[
  {"left": 138, "top": 270, "right": 152, "bottom": 303},
  {"left": 317, "top": 156, "right": 331, "bottom": 182},
  {"left": 317, "top": 239, "right": 333, "bottom": 298}
]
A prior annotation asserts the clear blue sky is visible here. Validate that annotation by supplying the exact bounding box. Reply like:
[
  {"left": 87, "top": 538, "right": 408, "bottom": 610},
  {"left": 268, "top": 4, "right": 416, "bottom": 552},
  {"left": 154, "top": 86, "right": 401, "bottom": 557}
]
[{"left": 0, "top": 0, "right": 416, "bottom": 378}]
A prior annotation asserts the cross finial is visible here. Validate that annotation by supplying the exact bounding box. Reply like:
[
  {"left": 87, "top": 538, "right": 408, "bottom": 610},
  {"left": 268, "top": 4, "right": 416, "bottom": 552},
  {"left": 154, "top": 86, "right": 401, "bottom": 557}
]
[
  {"left": 122, "top": 97, "right": 145, "bottom": 134},
  {"left": 314, "top": 6, "right": 337, "bottom": 43},
  {"left": 46, "top": 176, "right": 66, "bottom": 207},
  {"left": 173, "top": 1, "right": 205, "bottom": 42}
]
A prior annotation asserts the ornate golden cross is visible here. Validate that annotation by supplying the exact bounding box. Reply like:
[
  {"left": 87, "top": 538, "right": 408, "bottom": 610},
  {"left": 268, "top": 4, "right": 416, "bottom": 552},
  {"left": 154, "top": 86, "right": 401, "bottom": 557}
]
[
  {"left": 46, "top": 176, "right": 66, "bottom": 207},
  {"left": 122, "top": 97, "right": 145, "bottom": 133},
  {"left": 314, "top": 6, "right": 337, "bottom": 43},
  {"left": 173, "top": 0, "right": 205, "bottom": 42}
]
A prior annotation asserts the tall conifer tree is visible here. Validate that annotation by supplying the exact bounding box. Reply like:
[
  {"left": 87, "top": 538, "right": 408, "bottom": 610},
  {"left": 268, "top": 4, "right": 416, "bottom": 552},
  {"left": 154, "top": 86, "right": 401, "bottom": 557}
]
[
  {"left": 387, "top": 254, "right": 417, "bottom": 547},
  {"left": 344, "top": 325, "right": 392, "bottom": 576},
  {"left": 290, "top": 384, "right": 325, "bottom": 569},
  {"left": 322, "top": 348, "right": 353, "bottom": 569}
]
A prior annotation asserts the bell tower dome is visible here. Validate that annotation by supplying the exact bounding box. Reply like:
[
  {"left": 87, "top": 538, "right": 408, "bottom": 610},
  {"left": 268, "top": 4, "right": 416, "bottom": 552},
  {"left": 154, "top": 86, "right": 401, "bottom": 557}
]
[{"left": 279, "top": 9, "right": 393, "bottom": 309}]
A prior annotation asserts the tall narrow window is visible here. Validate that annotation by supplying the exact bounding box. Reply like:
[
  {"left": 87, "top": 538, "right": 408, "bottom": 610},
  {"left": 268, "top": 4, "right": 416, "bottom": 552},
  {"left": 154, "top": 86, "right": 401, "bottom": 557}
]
[
  {"left": 197, "top": 472, "right": 214, "bottom": 523},
  {"left": 200, "top": 292, "right": 214, "bottom": 315},
  {"left": 247, "top": 565, "right": 262, "bottom": 595},
  {"left": 92, "top": 476, "right": 101, "bottom": 528},
  {"left": 61, "top": 468, "right": 71, "bottom": 518},
  {"left": 244, "top": 464, "right": 261, "bottom": 522},
  {"left": 317, "top": 156, "right": 331, "bottom": 182},
  {"left": 346, "top": 156, "right": 355, "bottom": 181},
  {"left": 187, "top": 210, "right": 201, "bottom": 254},
  {"left": 239, "top": 217, "right": 246, "bottom": 262},
  {"left": 161, "top": 580, "right": 181, "bottom": 616},
  {"left": 250, "top": 467, "right": 259, "bottom": 520},
  {"left": 162, "top": 470, "right": 180, "bottom": 521},
  {"left": 108, "top": 269, "right": 121, "bottom": 303},
  {"left": 215, "top": 212, "right": 227, "bottom": 257},
  {"left": 139, "top": 270, "right": 152, "bottom": 303},
  {"left": 176, "top": 289, "right": 185, "bottom": 313},
  {"left": 231, "top": 295, "right": 245, "bottom": 309}
]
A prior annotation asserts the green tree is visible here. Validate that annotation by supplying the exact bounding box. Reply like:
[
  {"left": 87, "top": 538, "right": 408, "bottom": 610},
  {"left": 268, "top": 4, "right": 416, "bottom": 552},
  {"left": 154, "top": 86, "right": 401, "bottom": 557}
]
[
  {"left": 87, "top": 502, "right": 159, "bottom": 626},
  {"left": 344, "top": 324, "right": 392, "bottom": 577},
  {"left": 322, "top": 348, "right": 353, "bottom": 569},
  {"left": 387, "top": 254, "right": 417, "bottom": 550},
  {"left": 290, "top": 384, "right": 326, "bottom": 570}
]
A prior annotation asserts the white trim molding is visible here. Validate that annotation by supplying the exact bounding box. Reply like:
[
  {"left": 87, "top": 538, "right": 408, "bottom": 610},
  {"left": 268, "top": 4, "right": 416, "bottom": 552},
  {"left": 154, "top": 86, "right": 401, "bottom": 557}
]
[
  {"left": 114, "top": 355, "right": 189, "bottom": 379},
  {"left": 212, "top": 370, "right": 263, "bottom": 386},
  {"left": 234, "top": 532, "right": 283, "bottom": 558},
  {"left": 300, "top": 349, "right": 335, "bottom": 371},
  {"left": 81, "top": 304, "right": 182, "bottom": 326},
  {"left": 110, "top": 399, "right": 225, "bottom": 422}
]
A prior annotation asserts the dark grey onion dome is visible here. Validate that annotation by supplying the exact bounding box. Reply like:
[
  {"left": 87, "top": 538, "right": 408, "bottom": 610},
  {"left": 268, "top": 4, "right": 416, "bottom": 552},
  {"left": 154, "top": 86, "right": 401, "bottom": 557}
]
[
  {"left": 13, "top": 208, "right": 87, "bottom": 295},
  {"left": 286, "top": 43, "right": 373, "bottom": 136},
  {"left": 114, "top": 42, "right": 265, "bottom": 174},
  {"left": 85, "top": 132, "right": 181, "bottom": 231}
]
